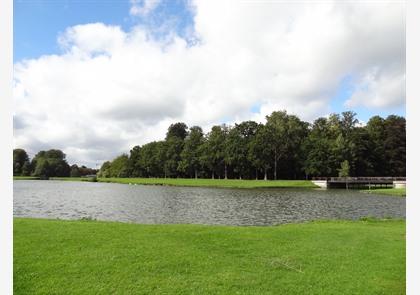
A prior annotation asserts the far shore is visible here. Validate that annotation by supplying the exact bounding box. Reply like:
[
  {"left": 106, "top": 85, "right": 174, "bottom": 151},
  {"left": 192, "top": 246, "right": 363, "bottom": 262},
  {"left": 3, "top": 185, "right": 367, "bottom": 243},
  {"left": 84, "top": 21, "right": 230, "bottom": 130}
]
[
  {"left": 13, "top": 176, "right": 406, "bottom": 196},
  {"left": 13, "top": 176, "right": 318, "bottom": 189}
]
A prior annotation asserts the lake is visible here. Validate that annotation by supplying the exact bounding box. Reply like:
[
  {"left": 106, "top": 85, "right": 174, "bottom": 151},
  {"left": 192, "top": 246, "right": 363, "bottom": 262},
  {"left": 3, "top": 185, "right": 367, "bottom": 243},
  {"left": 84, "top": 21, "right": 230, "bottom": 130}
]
[{"left": 13, "top": 180, "right": 405, "bottom": 226}]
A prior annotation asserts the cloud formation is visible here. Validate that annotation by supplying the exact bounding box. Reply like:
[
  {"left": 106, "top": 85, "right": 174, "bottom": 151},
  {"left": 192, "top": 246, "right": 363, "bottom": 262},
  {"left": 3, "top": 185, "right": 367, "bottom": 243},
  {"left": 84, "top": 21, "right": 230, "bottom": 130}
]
[
  {"left": 130, "top": 0, "right": 161, "bottom": 17},
  {"left": 13, "top": 1, "right": 405, "bottom": 166}
]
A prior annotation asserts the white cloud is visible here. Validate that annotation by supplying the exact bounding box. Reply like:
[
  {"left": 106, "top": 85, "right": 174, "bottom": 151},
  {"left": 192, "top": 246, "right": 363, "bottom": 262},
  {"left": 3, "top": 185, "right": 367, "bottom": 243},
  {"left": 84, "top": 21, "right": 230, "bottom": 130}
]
[
  {"left": 345, "top": 66, "right": 406, "bottom": 109},
  {"left": 130, "top": 0, "right": 161, "bottom": 17},
  {"left": 13, "top": 1, "right": 405, "bottom": 166}
]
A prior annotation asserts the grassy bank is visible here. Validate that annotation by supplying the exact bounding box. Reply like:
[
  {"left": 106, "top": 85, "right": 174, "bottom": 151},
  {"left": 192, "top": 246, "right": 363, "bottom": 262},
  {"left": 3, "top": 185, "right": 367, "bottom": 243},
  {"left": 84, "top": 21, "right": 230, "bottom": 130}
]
[
  {"left": 13, "top": 176, "right": 40, "bottom": 180},
  {"left": 13, "top": 176, "right": 94, "bottom": 182},
  {"left": 14, "top": 176, "right": 318, "bottom": 188},
  {"left": 50, "top": 177, "right": 96, "bottom": 182},
  {"left": 361, "top": 187, "right": 406, "bottom": 197},
  {"left": 14, "top": 218, "right": 405, "bottom": 294},
  {"left": 48, "top": 177, "right": 318, "bottom": 188}
]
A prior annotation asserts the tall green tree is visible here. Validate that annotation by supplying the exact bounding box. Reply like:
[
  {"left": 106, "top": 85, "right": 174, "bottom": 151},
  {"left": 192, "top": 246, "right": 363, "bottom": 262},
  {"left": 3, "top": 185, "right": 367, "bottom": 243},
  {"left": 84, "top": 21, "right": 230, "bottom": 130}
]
[
  {"left": 179, "top": 126, "right": 205, "bottom": 178},
  {"left": 98, "top": 161, "right": 111, "bottom": 177},
  {"left": 200, "top": 125, "right": 228, "bottom": 179},
  {"left": 32, "top": 158, "right": 51, "bottom": 179},
  {"left": 248, "top": 124, "right": 272, "bottom": 180},
  {"left": 31, "top": 149, "right": 70, "bottom": 177},
  {"left": 303, "top": 118, "right": 335, "bottom": 177},
  {"left": 138, "top": 141, "right": 166, "bottom": 177},
  {"left": 70, "top": 164, "right": 81, "bottom": 177},
  {"left": 166, "top": 122, "right": 188, "bottom": 140},
  {"left": 108, "top": 154, "right": 130, "bottom": 177},
  {"left": 13, "top": 148, "right": 30, "bottom": 176},
  {"left": 226, "top": 121, "right": 259, "bottom": 179},
  {"left": 384, "top": 115, "right": 406, "bottom": 176},
  {"left": 350, "top": 127, "right": 374, "bottom": 176},
  {"left": 265, "top": 111, "right": 308, "bottom": 179},
  {"left": 366, "top": 116, "right": 387, "bottom": 176},
  {"left": 164, "top": 122, "right": 188, "bottom": 177},
  {"left": 128, "top": 145, "right": 143, "bottom": 177}
]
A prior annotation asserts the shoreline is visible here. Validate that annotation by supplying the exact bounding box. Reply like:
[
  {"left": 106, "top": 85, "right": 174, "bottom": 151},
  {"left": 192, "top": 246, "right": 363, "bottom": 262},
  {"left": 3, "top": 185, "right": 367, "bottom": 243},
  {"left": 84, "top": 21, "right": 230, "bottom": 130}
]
[
  {"left": 14, "top": 177, "right": 407, "bottom": 196},
  {"left": 14, "top": 176, "right": 319, "bottom": 189}
]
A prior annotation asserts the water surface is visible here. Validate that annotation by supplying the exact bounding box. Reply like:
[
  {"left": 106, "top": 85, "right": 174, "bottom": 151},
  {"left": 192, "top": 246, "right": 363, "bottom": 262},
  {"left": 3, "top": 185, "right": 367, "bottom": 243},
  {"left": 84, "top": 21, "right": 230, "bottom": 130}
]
[{"left": 14, "top": 180, "right": 405, "bottom": 226}]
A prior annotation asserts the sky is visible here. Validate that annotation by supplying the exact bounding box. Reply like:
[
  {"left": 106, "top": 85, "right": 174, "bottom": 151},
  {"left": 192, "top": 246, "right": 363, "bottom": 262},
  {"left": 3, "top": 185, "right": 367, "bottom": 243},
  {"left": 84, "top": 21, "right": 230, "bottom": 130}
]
[{"left": 13, "top": 0, "right": 406, "bottom": 167}]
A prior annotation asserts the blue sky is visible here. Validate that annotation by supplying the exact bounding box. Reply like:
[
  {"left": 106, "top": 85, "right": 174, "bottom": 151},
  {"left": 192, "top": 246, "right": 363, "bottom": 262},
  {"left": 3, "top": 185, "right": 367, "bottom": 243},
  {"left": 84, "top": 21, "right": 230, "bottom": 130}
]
[
  {"left": 13, "top": 1, "right": 406, "bottom": 165},
  {"left": 14, "top": 0, "right": 195, "bottom": 61},
  {"left": 330, "top": 76, "right": 406, "bottom": 123}
]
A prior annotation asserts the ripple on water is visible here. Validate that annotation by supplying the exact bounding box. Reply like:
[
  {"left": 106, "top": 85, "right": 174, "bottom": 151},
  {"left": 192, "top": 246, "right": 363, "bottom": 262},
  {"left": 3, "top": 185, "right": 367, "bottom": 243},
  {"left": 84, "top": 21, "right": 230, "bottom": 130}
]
[{"left": 13, "top": 180, "right": 406, "bottom": 226}]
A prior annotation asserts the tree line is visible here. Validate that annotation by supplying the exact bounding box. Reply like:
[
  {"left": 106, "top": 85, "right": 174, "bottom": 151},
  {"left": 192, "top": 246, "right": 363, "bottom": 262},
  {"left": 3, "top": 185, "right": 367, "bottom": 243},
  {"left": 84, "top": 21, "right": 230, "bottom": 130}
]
[
  {"left": 98, "top": 110, "right": 405, "bottom": 179},
  {"left": 13, "top": 110, "right": 405, "bottom": 180},
  {"left": 13, "top": 149, "right": 97, "bottom": 178}
]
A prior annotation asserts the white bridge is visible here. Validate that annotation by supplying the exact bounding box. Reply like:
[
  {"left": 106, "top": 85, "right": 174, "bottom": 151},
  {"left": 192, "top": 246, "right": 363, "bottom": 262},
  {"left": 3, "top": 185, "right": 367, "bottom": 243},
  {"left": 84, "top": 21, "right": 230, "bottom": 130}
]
[{"left": 311, "top": 177, "right": 406, "bottom": 189}]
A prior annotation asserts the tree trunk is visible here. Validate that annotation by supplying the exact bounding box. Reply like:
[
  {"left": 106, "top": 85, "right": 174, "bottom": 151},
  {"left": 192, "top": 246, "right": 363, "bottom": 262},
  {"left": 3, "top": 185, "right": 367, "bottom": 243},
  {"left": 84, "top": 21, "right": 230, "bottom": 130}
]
[
  {"left": 224, "top": 163, "right": 228, "bottom": 179},
  {"left": 274, "top": 149, "right": 277, "bottom": 180},
  {"left": 212, "top": 170, "right": 214, "bottom": 179},
  {"left": 195, "top": 169, "right": 198, "bottom": 179},
  {"left": 264, "top": 168, "right": 267, "bottom": 181},
  {"left": 255, "top": 168, "right": 258, "bottom": 180}
]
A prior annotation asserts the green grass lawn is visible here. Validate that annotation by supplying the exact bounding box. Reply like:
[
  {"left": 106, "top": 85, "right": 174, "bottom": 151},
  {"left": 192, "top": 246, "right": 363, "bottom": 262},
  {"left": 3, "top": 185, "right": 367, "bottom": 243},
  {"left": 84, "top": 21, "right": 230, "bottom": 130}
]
[
  {"left": 16, "top": 176, "right": 317, "bottom": 188},
  {"left": 14, "top": 218, "right": 405, "bottom": 295},
  {"left": 48, "top": 177, "right": 318, "bottom": 188},
  {"left": 13, "top": 176, "right": 40, "bottom": 180},
  {"left": 50, "top": 177, "right": 96, "bottom": 182},
  {"left": 361, "top": 187, "right": 406, "bottom": 197}
]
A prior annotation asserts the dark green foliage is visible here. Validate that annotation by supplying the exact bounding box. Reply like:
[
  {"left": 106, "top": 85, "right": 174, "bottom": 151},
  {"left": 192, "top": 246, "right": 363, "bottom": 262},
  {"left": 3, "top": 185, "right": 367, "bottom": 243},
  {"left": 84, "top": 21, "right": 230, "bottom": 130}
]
[
  {"left": 99, "top": 111, "right": 405, "bottom": 179},
  {"left": 137, "top": 141, "right": 166, "bottom": 177},
  {"left": 179, "top": 126, "right": 205, "bottom": 178},
  {"left": 225, "top": 121, "right": 259, "bottom": 179},
  {"left": 106, "top": 154, "right": 130, "bottom": 177},
  {"left": 249, "top": 124, "right": 272, "bottom": 180},
  {"left": 14, "top": 148, "right": 96, "bottom": 178},
  {"left": 31, "top": 149, "right": 70, "bottom": 177},
  {"left": 13, "top": 148, "right": 30, "bottom": 176},
  {"left": 127, "top": 145, "right": 143, "bottom": 177},
  {"left": 201, "top": 125, "right": 229, "bottom": 179},
  {"left": 98, "top": 161, "right": 112, "bottom": 178},
  {"left": 164, "top": 137, "right": 184, "bottom": 178},
  {"left": 21, "top": 161, "right": 32, "bottom": 176},
  {"left": 17, "top": 111, "right": 405, "bottom": 180},
  {"left": 70, "top": 164, "right": 81, "bottom": 177},
  {"left": 166, "top": 122, "right": 188, "bottom": 140},
  {"left": 383, "top": 115, "right": 406, "bottom": 176},
  {"left": 303, "top": 117, "right": 335, "bottom": 177},
  {"left": 264, "top": 111, "right": 309, "bottom": 179},
  {"left": 32, "top": 158, "right": 51, "bottom": 179}
]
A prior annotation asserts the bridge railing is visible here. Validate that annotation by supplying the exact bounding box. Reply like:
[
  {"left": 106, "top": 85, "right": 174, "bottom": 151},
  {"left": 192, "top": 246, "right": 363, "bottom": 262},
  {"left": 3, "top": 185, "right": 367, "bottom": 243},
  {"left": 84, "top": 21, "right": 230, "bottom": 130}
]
[{"left": 311, "top": 177, "right": 406, "bottom": 181}]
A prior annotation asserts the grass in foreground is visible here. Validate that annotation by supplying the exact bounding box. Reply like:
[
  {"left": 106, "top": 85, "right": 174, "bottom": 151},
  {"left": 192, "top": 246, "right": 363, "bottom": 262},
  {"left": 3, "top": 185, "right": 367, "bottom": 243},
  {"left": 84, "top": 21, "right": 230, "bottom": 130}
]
[
  {"left": 361, "top": 187, "right": 406, "bottom": 197},
  {"left": 14, "top": 218, "right": 405, "bottom": 295},
  {"left": 99, "top": 177, "right": 317, "bottom": 188}
]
